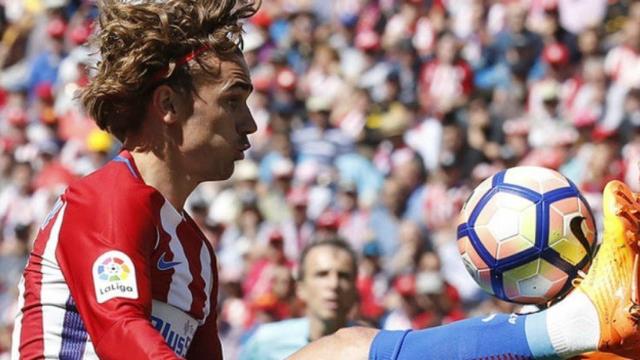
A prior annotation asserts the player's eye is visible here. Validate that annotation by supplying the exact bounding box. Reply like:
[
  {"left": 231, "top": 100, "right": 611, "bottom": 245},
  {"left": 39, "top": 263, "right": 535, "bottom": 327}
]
[
  {"left": 226, "top": 98, "right": 240, "bottom": 110},
  {"left": 338, "top": 272, "right": 352, "bottom": 281}
]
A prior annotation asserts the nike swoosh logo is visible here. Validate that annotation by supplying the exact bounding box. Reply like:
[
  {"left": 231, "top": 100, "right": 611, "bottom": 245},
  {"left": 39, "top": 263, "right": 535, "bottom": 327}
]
[
  {"left": 157, "top": 252, "right": 181, "bottom": 271},
  {"left": 569, "top": 216, "right": 595, "bottom": 262}
]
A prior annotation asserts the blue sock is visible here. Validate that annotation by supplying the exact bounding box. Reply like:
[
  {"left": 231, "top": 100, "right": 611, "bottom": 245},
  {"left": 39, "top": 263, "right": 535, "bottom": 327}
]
[
  {"left": 371, "top": 314, "right": 539, "bottom": 360},
  {"left": 524, "top": 311, "right": 561, "bottom": 359},
  {"left": 370, "top": 293, "right": 601, "bottom": 360}
]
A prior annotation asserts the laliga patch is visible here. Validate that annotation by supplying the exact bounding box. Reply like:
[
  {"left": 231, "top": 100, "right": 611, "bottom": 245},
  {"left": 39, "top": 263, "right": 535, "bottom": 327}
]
[{"left": 92, "top": 250, "right": 139, "bottom": 303}]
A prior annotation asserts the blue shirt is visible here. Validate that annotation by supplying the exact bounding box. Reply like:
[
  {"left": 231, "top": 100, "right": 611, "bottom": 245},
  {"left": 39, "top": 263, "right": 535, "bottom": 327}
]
[
  {"left": 240, "top": 318, "right": 310, "bottom": 360},
  {"left": 291, "top": 126, "right": 354, "bottom": 166},
  {"left": 335, "top": 152, "right": 384, "bottom": 198},
  {"left": 369, "top": 206, "right": 401, "bottom": 260},
  {"left": 27, "top": 51, "right": 62, "bottom": 96}
]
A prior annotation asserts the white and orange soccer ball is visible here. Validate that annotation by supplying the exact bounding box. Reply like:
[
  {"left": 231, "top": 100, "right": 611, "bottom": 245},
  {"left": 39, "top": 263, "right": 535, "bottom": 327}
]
[{"left": 457, "top": 166, "right": 597, "bottom": 304}]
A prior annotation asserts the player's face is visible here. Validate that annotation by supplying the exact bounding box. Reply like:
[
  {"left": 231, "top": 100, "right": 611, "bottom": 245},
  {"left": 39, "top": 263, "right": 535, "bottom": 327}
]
[
  {"left": 177, "top": 52, "right": 256, "bottom": 181},
  {"left": 297, "top": 246, "right": 357, "bottom": 323}
]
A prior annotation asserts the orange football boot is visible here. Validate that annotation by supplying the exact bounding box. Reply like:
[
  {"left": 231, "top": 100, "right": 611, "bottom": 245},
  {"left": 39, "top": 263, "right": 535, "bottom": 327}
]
[
  {"left": 571, "top": 180, "right": 640, "bottom": 359},
  {"left": 572, "top": 352, "right": 630, "bottom": 359}
]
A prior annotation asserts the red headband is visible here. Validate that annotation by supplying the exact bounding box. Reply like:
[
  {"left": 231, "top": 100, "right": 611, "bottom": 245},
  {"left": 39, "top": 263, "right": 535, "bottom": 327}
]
[{"left": 150, "top": 45, "right": 210, "bottom": 84}]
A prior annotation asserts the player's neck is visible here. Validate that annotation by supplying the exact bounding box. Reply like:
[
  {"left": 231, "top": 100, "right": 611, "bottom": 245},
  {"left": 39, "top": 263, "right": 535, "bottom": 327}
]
[
  {"left": 308, "top": 316, "right": 347, "bottom": 342},
  {"left": 128, "top": 148, "right": 196, "bottom": 212}
]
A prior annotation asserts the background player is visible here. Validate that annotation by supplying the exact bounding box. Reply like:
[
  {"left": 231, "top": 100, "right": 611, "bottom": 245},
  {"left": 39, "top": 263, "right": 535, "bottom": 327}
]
[{"left": 240, "top": 238, "right": 359, "bottom": 359}]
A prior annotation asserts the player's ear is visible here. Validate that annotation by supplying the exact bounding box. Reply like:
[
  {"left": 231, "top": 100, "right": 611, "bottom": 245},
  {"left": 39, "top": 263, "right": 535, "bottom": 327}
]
[{"left": 150, "top": 85, "right": 179, "bottom": 125}]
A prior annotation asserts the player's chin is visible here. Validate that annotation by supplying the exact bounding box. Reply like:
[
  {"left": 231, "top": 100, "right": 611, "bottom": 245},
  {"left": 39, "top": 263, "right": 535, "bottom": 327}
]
[
  {"left": 208, "top": 160, "right": 236, "bottom": 181},
  {"left": 319, "top": 308, "right": 342, "bottom": 321},
  {"left": 220, "top": 163, "right": 236, "bottom": 180},
  {"left": 234, "top": 148, "right": 246, "bottom": 161}
]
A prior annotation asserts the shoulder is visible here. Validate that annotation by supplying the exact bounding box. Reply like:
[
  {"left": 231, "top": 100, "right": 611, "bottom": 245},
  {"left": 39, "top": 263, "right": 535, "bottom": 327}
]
[
  {"left": 242, "top": 318, "right": 309, "bottom": 360},
  {"left": 60, "top": 159, "right": 162, "bottom": 236},
  {"left": 66, "top": 160, "right": 159, "bottom": 211},
  {"left": 251, "top": 318, "right": 309, "bottom": 344}
]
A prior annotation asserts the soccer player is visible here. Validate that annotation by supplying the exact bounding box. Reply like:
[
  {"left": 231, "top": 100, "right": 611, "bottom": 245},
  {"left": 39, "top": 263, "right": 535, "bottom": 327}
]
[
  {"left": 12, "top": 0, "right": 257, "bottom": 358},
  {"left": 240, "top": 238, "right": 359, "bottom": 360},
  {"left": 10, "top": 0, "right": 640, "bottom": 360}
]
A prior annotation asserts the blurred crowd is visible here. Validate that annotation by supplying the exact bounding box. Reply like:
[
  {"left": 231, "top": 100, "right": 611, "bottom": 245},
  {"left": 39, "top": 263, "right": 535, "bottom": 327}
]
[{"left": 1, "top": 0, "right": 640, "bottom": 358}]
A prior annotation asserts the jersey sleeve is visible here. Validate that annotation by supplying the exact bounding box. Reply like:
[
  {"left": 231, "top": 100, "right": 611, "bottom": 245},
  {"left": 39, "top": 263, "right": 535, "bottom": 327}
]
[{"left": 54, "top": 186, "right": 180, "bottom": 360}]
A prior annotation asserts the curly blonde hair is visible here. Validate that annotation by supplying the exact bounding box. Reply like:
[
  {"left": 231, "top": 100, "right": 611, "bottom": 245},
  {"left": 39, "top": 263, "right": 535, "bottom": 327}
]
[{"left": 81, "top": 0, "right": 258, "bottom": 141}]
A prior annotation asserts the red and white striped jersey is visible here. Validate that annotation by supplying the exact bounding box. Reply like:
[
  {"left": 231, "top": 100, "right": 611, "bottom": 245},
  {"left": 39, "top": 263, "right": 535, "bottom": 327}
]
[
  {"left": 12, "top": 150, "right": 221, "bottom": 360},
  {"left": 419, "top": 59, "right": 474, "bottom": 113},
  {"left": 604, "top": 45, "right": 640, "bottom": 89}
]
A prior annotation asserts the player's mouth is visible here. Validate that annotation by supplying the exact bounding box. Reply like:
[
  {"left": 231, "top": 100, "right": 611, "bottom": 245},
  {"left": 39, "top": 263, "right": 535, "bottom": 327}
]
[
  {"left": 236, "top": 141, "right": 251, "bottom": 160},
  {"left": 324, "top": 298, "right": 340, "bottom": 310}
]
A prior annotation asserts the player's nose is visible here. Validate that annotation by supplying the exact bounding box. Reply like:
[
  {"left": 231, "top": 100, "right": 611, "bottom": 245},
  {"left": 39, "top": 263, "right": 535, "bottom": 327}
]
[{"left": 239, "top": 105, "right": 257, "bottom": 135}]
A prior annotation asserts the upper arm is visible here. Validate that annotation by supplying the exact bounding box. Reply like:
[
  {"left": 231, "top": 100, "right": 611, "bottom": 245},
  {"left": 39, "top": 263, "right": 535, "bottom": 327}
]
[
  {"left": 55, "top": 191, "right": 156, "bottom": 331},
  {"left": 54, "top": 188, "right": 178, "bottom": 358}
]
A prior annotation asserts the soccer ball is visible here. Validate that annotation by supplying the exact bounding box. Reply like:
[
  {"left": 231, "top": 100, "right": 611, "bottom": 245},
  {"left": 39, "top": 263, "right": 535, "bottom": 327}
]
[{"left": 457, "top": 166, "right": 597, "bottom": 304}]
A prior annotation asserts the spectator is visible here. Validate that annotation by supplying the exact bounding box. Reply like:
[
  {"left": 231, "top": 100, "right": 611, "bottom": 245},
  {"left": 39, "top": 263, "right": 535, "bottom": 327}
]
[
  {"left": 369, "top": 178, "right": 408, "bottom": 262},
  {"left": 335, "top": 181, "right": 371, "bottom": 252},
  {"left": 418, "top": 32, "right": 474, "bottom": 115},
  {"left": 388, "top": 220, "right": 428, "bottom": 276},
  {"left": 602, "top": 19, "right": 640, "bottom": 130},
  {"left": 3, "top": 0, "right": 640, "bottom": 356},
  {"left": 357, "top": 241, "right": 387, "bottom": 324},
  {"left": 272, "top": 187, "right": 314, "bottom": 262},
  {"left": 291, "top": 96, "right": 353, "bottom": 166}
]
